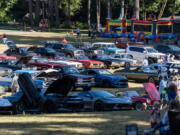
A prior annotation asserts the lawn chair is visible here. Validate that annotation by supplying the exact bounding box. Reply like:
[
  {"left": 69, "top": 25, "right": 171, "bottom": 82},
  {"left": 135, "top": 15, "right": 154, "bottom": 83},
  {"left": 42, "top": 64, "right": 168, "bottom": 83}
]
[{"left": 168, "top": 111, "right": 180, "bottom": 135}]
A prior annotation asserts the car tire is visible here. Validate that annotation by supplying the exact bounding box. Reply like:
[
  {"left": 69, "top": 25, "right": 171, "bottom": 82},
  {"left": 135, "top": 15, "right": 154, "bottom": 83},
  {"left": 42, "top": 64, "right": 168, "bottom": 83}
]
[
  {"left": 14, "top": 101, "right": 26, "bottom": 114},
  {"left": 103, "top": 80, "right": 111, "bottom": 88},
  {"left": 66, "top": 54, "right": 72, "bottom": 58},
  {"left": 148, "top": 77, "right": 155, "bottom": 83},
  {"left": 125, "top": 62, "right": 130, "bottom": 68},
  {"left": 104, "top": 64, "right": 110, "bottom": 69},
  {"left": 94, "top": 101, "right": 104, "bottom": 111},
  {"left": 135, "top": 102, "right": 143, "bottom": 111}
]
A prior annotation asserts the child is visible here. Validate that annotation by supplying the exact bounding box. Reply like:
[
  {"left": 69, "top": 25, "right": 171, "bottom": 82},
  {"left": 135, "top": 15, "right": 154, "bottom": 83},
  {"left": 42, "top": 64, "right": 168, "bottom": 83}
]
[
  {"left": 150, "top": 101, "right": 161, "bottom": 128},
  {"left": 161, "top": 88, "right": 168, "bottom": 109}
]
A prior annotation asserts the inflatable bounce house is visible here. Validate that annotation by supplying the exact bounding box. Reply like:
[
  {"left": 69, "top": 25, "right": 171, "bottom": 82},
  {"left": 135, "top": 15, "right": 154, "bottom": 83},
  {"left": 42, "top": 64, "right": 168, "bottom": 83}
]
[{"left": 101, "top": 14, "right": 177, "bottom": 41}]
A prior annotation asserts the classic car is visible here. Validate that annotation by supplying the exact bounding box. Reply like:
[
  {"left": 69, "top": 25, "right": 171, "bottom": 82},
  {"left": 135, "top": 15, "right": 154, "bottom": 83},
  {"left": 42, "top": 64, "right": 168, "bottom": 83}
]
[
  {"left": 82, "top": 69, "right": 128, "bottom": 88},
  {"left": 91, "top": 42, "right": 125, "bottom": 55},
  {"left": 115, "top": 37, "right": 144, "bottom": 49},
  {"left": 121, "top": 83, "right": 160, "bottom": 111},
  {"left": 70, "top": 56, "right": 104, "bottom": 69},
  {"left": 28, "top": 47, "right": 64, "bottom": 58},
  {"left": 45, "top": 41, "right": 85, "bottom": 58},
  {"left": 112, "top": 53, "right": 143, "bottom": 68},
  {"left": 9, "top": 73, "right": 84, "bottom": 113},
  {"left": 89, "top": 54, "right": 125, "bottom": 69},
  {"left": 114, "top": 66, "right": 158, "bottom": 83},
  {"left": 27, "top": 58, "right": 66, "bottom": 70},
  {"left": 50, "top": 57, "right": 84, "bottom": 70},
  {"left": 71, "top": 90, "right": 132, "bottom": 111}
]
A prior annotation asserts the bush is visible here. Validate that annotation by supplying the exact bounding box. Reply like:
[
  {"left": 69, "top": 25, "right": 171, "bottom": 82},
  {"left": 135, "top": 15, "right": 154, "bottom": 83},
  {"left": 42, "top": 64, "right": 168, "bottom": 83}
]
[
  {"left": 76, "top": 21, "right": 89, "bottom": 29},
  {"left": 61, "top": 21, "right": 71, "bottom": 29}
]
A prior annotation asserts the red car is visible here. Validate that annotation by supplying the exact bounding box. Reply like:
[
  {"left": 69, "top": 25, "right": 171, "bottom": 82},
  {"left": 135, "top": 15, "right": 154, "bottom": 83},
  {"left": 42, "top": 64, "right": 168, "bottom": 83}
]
[
  {"left": 123, "top": 83, "right": 160, "bottom": 111},
  {"left": 70, "top": 56, "right": 104, "bottom": 69},
  {"left": 115, "top": 38, "right": 144, "bottom": 49},
  {"left": 27, "top": 58, "right": 66, "bottom": 70}
]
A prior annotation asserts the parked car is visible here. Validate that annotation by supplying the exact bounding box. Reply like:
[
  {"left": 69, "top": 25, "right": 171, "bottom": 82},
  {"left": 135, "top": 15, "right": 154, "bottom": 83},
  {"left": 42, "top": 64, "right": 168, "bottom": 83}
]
[
  {"left": 114, "top": 66, "right": 158, "bottom": 83},
  {"left": 70, "top": 56, "right": 104, "bottom": 69},
  {"left": 122, "top": 83, "right": 160, "bottom": 111},
  {"left": 126, "top": 46, "right": 165, "bottom": 64},
  {"left": 115, "top": 37, "right": 144, "bottom": 49},
  {"left": 28, "top": 47, "right": 64, "bottom": 58},
  {"left": 89, "top": 54, "right": 125, "bottom": 69},
  {"left": 155, "top": 44, "right": 180, "bottom": 60},
  {"left": 91, "top": 42, "right": 125, "bottom": 55},
  {"left": 112, "top": 53, "right": 142, "bottom": 68},
  {"left": 82, "top": 69, "right": 128, "bottom": 88},
  {"left": 45, "top": 41, "right": 84, "bottom": 58},
  {"left": 51, "top": 57, "right": 84, "bottom": 70},
  {"left": 12, "top": 73, "right": 84, "bottom": 113},
  {"left": 71, "top": 90, "right": 132, "bottom": 111}
]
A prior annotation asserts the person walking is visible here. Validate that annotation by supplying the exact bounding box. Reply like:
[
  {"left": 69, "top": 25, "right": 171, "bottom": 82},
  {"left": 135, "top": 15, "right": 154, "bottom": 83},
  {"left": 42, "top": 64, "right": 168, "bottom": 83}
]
[{"left": 76, "top": 27, "right": 80, "bottom": 38}]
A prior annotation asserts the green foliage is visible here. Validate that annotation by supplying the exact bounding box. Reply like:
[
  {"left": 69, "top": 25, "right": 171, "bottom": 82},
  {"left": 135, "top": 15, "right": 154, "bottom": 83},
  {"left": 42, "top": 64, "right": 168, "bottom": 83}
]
[{"left": 76, "top": 21, "right": 89, "bottom": 29}]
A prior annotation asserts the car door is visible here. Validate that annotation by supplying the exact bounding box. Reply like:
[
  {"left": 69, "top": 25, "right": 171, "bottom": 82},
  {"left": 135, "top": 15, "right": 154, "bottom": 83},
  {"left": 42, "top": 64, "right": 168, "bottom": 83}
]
[{"left": 79, "top": 92, "right": 94, "bottom": 110}]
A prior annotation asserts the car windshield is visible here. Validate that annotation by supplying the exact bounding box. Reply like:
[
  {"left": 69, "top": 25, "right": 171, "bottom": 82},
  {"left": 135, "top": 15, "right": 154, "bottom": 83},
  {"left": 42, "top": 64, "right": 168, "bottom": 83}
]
[
  {"left": 97, "top": 55, "right": 110, "bottom": 59},
  {"left": 146, "top": 48, "right": 158, "bottom": 53},
  {"left": 63, "top": 66, "right": 80, "bottom": 74},
  {"left": 125, "top": 91, "right": 139, "bottom": 97},
  {"left": 169, "top": 45, "right": 180, "bottom": 51},
  {"left": 98, "top": 69, "right": 112, "bottom": 75},
  {"left": 46, "top": 48, "right": 56, "bottom": 53},
  {"left": 64, "top": 44, "right": 74, "bottom": 49},
  {"left": 77, "top": 56, "right": 89, "bottom": 60},
  {"left": 91, "top": 91, "right": 116, "bottom": 98}
]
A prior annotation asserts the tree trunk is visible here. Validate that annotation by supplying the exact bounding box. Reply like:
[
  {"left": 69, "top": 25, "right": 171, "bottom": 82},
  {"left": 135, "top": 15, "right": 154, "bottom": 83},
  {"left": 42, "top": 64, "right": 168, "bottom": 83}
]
[
  {"left": 88, "top": 0, "right": 91, "bottom": 26},
  {"left": 35, "top": 0, "right": 40, "bottom": 26},
  {"left": 134, "top": 0, "right": 139, "bottom": 19},
  {"left": 96, "top": 0, "right": 100, "bottom": 32},
  {"left": 67, "top": 0, "right": 71, "bottom": 25},
  {"left": 28, "top": 0, "right": 34, "bottom": 26},
  {"left": 121, "top": 0, "right": 124, "bottom": 17},
  {"left": 173, "top": 0, "right": 176, "bottom": 16},
  {"left": 49, "top": 0, "right": 54, "bottom": 25},
  {"left": 107, "top": 0, "right": 110, "bottom": 17},
  {"left": 54, "top": 0, "right": 60, "bottom": 28}
]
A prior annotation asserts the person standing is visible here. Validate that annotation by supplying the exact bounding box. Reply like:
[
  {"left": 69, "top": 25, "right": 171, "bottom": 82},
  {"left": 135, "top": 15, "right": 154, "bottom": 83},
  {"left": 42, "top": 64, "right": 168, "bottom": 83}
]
[
  {"left": 76, "top": 27, "right": 80, "bottom": 38},
  {"left": 11, "top": 73, "right": 19, "bottom": 93},
  {"left": 2, "top": 34, "right": 7, "bottom": 44}
]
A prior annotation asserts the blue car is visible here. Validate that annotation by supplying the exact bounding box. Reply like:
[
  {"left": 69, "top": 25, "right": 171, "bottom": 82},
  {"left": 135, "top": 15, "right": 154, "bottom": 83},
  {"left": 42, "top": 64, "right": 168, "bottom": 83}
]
[{"left": 82, "top": 69, "right": 128, "bottom": 88}]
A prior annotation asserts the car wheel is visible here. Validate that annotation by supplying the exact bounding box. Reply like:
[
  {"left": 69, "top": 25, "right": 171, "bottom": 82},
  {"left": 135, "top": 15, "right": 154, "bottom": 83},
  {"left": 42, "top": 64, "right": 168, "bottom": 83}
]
[
  {"left": 94, "top": 101, "right": 104, "bottom": 111},
  {"left": 125, "top": 62, "right": 130, "bottom": 68},
  {"left": 66, "top": 54, "right": 72, "bottom": 58},
  {"left": 14, "top": 102, "right": 26, "bottom": 114},
  {"left": 42, "top": 100, "right": 57, "bottom": 113},
  {"left": 148, "top": 77, "right": 155, "bottom": 83},
  {"left": 135, "top": 102, "right": 143, "bottom": 111},
  {"left": 103, "top": 80, "right": 111, "bottom": 88},
  {"left": 104, "top": 64, "right": 109, "bottom": 69}
]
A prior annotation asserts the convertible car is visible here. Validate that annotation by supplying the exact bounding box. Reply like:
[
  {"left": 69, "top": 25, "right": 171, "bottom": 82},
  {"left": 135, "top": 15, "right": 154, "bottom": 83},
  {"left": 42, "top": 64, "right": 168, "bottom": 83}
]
[
  {"left": 114, "top": 66, "right": 158, "bottom": 83},
  {"left": 71, "top": 90, "right": 132, "bottom": 111},
  {"left": 82, "top": 69, "right": 128, "bottom": 88}
]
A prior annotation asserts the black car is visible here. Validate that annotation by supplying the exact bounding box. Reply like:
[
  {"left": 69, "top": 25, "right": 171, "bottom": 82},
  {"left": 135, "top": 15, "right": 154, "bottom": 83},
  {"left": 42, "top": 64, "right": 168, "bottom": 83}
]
[
  {"left": 38, "top": 65, "right": 95, "bottom": 91},
  {"left": 45, "top": 42, "right": 84, "bottom": 58},
  {"left": 155, "top": 44, "right": 180, "bottom": 60},
  {"left": 11, "top": 73, "right": 84, "bottom": 113},
  {"left": 28, "top": 47, "right": 64, "bottom": 58},
  {"left": 71, "top": 90, "right": 132, "bottom": 111},
  {"left": 89, "top": 54, "right": 125, "bottom": 69}
]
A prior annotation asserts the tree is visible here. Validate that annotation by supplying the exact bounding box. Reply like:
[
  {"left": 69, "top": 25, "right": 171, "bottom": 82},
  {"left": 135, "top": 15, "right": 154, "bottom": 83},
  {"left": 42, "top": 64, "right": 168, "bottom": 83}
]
[
  {"left": 28, "top": 0, "right": 34, "bottom": 26},
  {"left": 96, "top": 0, "right": 101, "bottom": 31},
  {"left": 67, "top": 0, "right": 71, "bottom": 25},
  {"left": 121, "top": 0, "right": 125, "bottom": 17},
  {"left": 88, "top": 0, "right": 91, "bottom": 26},
  {"left": 35, "top": 0, "right": 40, "bottom": 26},
  {"left": 134, "top": 0, "right": 139, "bottom": 19},
  {"left": 49, "top": 0, "right": 54, "bottom": 25},
  {"left": 54, "top": 0, "right": 60, "bottom": 28},
  {"left": 107, "top": 0, "right": 110, "bottom": 17}
]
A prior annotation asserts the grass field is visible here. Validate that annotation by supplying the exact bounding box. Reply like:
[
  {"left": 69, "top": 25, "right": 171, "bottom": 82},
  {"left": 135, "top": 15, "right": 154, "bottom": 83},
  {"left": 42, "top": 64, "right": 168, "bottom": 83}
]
[{"left": 0, "top": 30, "right": 158, "bottom": 135}]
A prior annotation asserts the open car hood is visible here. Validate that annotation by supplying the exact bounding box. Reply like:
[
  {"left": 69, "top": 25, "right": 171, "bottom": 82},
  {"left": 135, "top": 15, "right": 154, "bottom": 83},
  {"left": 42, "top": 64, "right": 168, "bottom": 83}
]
[
  {"left": 143, "top": 83, "right": 160, "bottom": 101},
  {"left": 44, "top": 77, "right": 74, "bottom": 96}
]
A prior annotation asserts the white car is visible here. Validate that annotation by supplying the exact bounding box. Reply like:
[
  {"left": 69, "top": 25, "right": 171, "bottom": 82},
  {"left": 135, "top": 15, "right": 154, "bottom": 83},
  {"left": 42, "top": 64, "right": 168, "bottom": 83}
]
[
  {"left": 126, "top": 46, "right": 165, "bottom": 64},
  {"left": 51, "top": 57, "right": 84, "bottom": 70}
]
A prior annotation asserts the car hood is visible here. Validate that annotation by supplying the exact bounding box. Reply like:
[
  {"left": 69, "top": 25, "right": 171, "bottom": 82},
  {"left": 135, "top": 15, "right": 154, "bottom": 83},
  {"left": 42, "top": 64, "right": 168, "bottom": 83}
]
[
  {"left": 103, "top": 96, "right": 132, "bottom": 104},
  {"left": 68, "top": 73, "right": 93, "bottom": 78},
  {"left": 143, "top": 83, "right": 160, "bottom": 101},
  {"left": 45, "top": 77, "right": 75, "bottom": 96},
  {"left": 101, "top": 74, "right": 127, "bottom": 80}
]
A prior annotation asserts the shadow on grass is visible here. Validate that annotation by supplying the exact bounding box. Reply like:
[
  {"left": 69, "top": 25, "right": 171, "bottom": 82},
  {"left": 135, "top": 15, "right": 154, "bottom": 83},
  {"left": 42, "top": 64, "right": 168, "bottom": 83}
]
[{"left": 0, "top": 111, "right": 150, "bottom": 135}]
